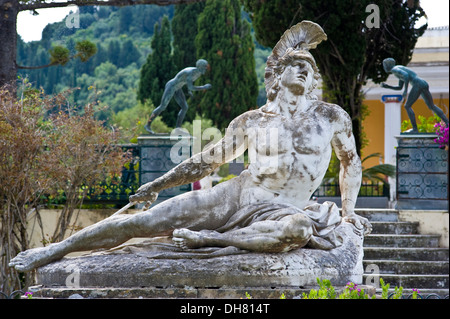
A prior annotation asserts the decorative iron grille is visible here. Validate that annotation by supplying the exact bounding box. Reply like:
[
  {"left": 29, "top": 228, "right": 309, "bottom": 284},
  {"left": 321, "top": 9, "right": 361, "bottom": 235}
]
[
  {"left": 313, "top": 181, "right": 390, "bottom": 198},
  {"left": 83, "top": 144, "right": 141, "bottom": 206},
  {"left": 396, "top": 134, "right": 448, "bottom": 210}
]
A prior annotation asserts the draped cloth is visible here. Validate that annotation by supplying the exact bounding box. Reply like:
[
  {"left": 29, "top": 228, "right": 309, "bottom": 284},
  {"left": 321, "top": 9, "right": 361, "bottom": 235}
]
[
  {"left": 216, "top": 200, "right": 343, "bottom": 250},
  {"left": 93, "top": 201, "right": 344, "bottom": 259}
]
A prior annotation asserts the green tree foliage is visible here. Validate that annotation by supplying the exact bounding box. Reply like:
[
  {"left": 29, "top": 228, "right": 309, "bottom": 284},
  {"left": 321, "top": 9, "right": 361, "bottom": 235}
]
[
  {"left": 119, "top": 6, "right": 134, "bottom": 33},
  {"left": 138, "top": 16, "right": 178, "bottom": 127},
  {"left": 195, "top": 0, "right": 258, "bottom": 130},
  {"left": 172, "top": 2, "right": 206, "bottom": 70},
  {"left": 113, "top": 101, "right": 172, "bottom": 143},
  {"left": 16, "top": 5, "right": 173, "bottom": 121},
  {"left": 242, "top": 0, "right": 427, "bottom": 155},
  {"left": 75, "top": 40, "right": 98, "bottom": 62},
  {"left": 16, "top": 4, "right": 265, "bottom": 132},
  {"left": 76, "top": 61, "right": 141, "bottom": 121},
  {"left": 254, "top": 46, "right": 272, "bottom": 106},
  {"left": 119, "top": 39, "right": 141, "bottom": 68},
  {"left": 107, "top": 39, "right": 121, "bottom": 66},
  {"left": 19, "top": 39, "right": 97, "bottom": 69},
  {"left": 49, "top": 45, "right": 71, "bottom": 66}
]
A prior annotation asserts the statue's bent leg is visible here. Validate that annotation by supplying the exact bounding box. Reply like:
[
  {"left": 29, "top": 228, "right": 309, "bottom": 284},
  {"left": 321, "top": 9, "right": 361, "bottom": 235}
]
[
  {"left": 9, "top": 177, "right": 243, "bottom": 272},
  {"left": 173, "top": 213, "right": 313, "bottom": 253},
  {"left": 421, "top": 90, "right": 449, "bottom": 124},
  {"left": 174, "top": 89, "right": 188, "bottom": 128},
  {"left": 404, "top": 88, "right": 421, "bottom": 132},
  {"left": 145, "top": 84, "right": 176, "bottom": 132}
]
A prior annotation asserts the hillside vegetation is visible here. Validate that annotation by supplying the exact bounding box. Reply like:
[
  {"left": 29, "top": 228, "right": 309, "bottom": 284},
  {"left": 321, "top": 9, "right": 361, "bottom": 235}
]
[{"left": 17, "top": 4, "right": 270, "bottom": 138}]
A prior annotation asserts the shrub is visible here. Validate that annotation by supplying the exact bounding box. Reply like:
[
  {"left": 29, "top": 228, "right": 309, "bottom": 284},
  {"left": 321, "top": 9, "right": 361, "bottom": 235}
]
[
  {"left": 0, "top": 82, "right": 128, "bottom": 293},
  {"left": 300, "top": 278, "right": 418, "bottom": 299}
]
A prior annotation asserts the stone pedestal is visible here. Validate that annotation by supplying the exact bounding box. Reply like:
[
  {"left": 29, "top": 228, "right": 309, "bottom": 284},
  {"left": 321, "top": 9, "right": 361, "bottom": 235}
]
[
  {"left": 28, "top": 284, "right": 376, "bottom": 299},
  {"left": 34, "top": 222, "right": 364, "bottom": 294},
  {"left": 138, "top": 132, "right": 193, "bottom": 205},
  {"left": 395, "top": 134, "right": 448, "bottom": 210}
]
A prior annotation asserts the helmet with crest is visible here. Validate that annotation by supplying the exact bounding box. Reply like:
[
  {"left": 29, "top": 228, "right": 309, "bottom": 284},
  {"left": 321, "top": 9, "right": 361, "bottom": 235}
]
[{"left": 265, "top": 21, "right": 327, "bottom": 101}]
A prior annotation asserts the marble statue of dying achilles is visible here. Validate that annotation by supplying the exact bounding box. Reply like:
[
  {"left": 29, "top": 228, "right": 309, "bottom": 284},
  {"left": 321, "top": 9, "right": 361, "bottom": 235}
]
[{"left": 10, "top": 21, "right": 372, "bottom": 273}]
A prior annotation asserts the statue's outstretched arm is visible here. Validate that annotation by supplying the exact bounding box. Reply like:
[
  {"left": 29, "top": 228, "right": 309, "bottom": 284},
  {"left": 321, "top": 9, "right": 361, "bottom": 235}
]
[
  {"left": 130, "top": 115, "right": 248, "bottom": 203},
  {"left": 187, "top": 81, "right": 212, "bottom": 92},
  {"left": 381, "top": 79, "right": 404, "bottom": 91}
]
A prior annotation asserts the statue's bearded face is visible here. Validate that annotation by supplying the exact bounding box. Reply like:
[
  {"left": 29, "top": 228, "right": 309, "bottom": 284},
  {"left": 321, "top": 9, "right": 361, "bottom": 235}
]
[{"left": 280, "top": 59, "right": 314, "bottom": 96}]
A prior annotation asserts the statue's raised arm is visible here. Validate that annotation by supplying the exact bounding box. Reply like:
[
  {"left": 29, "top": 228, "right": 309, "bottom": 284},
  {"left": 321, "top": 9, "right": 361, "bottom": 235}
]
[{"left": 131, "top": 114, "right": 249, "bottom": 204}]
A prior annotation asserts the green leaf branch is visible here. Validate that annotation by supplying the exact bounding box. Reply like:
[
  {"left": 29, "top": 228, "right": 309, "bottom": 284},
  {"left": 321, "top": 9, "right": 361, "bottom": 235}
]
[{"left": 17, "top": 40, "right": 97, "bottom": 70}]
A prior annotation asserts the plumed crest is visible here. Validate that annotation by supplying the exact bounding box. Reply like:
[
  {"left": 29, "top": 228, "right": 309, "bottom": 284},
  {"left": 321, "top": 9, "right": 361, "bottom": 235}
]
[
  {"left": 273, "top": 20, "right": 327, "bottom": 57},
  {"left": 264, "top": 21, "right": 327, "bottom": 101}
]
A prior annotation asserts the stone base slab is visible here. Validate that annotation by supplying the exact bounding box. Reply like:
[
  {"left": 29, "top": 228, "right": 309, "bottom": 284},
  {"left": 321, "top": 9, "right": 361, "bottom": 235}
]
[
  {"left": 28, "top": 285, "right": 376, "bottom": 299},
  {"left": 36, "top": 222, "right": 364, "bottom": 290}
]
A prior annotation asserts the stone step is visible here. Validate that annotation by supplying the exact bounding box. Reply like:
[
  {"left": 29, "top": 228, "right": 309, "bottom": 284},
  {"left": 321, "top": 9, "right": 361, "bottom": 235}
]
[
  {"left": 353, "top": 209, "right": 399, "bottom": 222},
  {"left": 370, "top": 221, "right": 419, "bottom": 235},
  {"left": 360, "top": 209, "right": 448, "bottom": 292},
  {"left": 363, "top": 260, "right": 449, "bottom": 275},
  {"left": 363, "top": 247, "right": 449, "bottom": 261},
  {"left": 364, "top": 234, "right": 441, "bottom": 248},
  {"left": 362, "top": 274, "right": 449, "bottom": 289}
]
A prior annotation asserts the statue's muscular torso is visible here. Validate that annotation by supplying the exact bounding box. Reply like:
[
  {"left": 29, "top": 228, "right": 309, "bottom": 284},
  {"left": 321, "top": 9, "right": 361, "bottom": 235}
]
[{"left": 236, "top": 101, "right": 349, "bottom": 209}]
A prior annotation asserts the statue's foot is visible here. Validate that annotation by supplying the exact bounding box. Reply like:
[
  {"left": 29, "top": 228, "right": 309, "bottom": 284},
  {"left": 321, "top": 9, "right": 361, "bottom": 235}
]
[
  {"left": 404, "top": 128, "right": 419, "bottom": 134},
  {"left": 172, "top": 127, "right": 189, "bottom": 136},
  {"left": 172, "top": 228, "right": 207, "bottom": 250},
  {"left": 144, "top": 122, "right": 154, "bottom": 134},
  {"left": 9, "top": 245, "right": 61, "bottom": 272}
]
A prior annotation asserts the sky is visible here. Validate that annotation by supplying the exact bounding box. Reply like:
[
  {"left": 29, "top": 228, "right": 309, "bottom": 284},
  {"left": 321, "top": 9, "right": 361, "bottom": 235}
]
[{"left": 16, "top": 0, "right": 450, "bottom": 43}]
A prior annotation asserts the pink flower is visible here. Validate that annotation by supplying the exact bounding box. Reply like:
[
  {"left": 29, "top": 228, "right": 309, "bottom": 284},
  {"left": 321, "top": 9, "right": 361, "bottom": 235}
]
[{"left": 434, "top": 121, "right": 449, "bottom": 149}]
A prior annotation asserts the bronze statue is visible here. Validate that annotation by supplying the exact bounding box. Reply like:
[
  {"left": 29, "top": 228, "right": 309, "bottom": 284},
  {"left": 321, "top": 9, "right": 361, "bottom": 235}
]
[
  {"left": 144, "top": 59, "right": 212, "bottom": 134},
  {"left": 381, "top": 57, "right": 449, "bottom": 133}
]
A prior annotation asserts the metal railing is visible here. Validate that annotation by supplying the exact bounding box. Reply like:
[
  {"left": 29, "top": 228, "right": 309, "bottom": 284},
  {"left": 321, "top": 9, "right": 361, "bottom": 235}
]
[
  {"left": 313, "top": 181, "right": 390, "bottom": 198},
  {"left": 396, "top": 135, "right": 448, "bottom": 209},
  {"left": 45, "top": 143, "right": 390, "bottom": 207},
  {"left": 387, "top": 292, "right": 449, "bottom": 299},
  {"left": 43, "top": 144, "right": 141, "bottom": 207},
  {"left": 83, "top": 144, "right": 140, "bottom": 206},
  {"left": 0, "top": 290, "right": 25, "bottom": 299}
]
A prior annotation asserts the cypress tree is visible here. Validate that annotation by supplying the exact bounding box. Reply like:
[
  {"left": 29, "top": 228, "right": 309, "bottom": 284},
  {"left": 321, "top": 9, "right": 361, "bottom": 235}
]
[
  {"left": 107, "top": 40, "right": 121, "bottom": 66},
  {"left": 172, "top": 2, "right": 206, "bottom": 70},
  {"left": 171, "top": 2, "right": 206, "bottom": 124},
  {"left": 119, "top": 6, "right": 133, "bottom": 33},
  {"left": 195, "top": 0, "right": 258, "bottom": 130},
  {"left": 119, "top": 39, "right": 141, "bottom": 68},
  {"left": 137, "top": 16, "right": 177, "bottom": 127}
]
